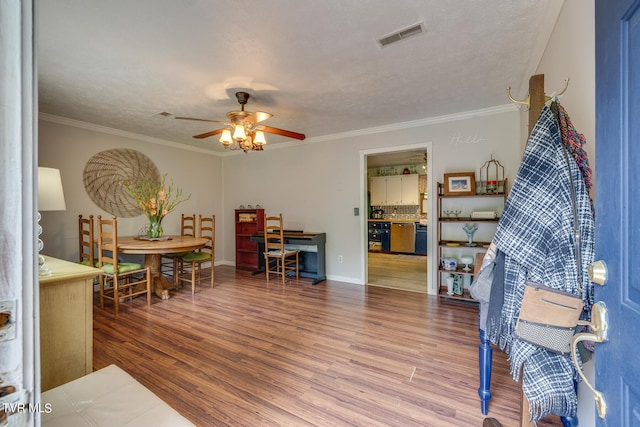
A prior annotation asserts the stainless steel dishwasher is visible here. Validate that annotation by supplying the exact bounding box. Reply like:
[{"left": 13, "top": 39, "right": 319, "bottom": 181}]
[{"left": 390, "top": 222, "right": 416, "bottom": 253}]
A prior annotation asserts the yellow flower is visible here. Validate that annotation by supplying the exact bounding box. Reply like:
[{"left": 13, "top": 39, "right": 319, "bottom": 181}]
[{"left": 125, "top": 173, "right": 191, "bottom": 221}]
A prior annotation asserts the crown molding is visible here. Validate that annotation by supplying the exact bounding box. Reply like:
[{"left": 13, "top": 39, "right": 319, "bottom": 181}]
[
  {"left": 40, "top": 103, "right": 517, "bottom": 155},
  {"left": 38, "top": 113, "right": 221, "bottom": 156}
]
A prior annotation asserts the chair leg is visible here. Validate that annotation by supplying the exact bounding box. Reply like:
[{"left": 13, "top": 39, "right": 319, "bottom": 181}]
[
  {"left": 265, "top": 256, "right": 270, "bottom": 283},
  {"left": 146, "top": 268, "right": 151, "bottom": 306},
  {"left": 114, "top": 280, "right": 119, "bottom": 318},
  {"left": 210, "top": 261, "right": 214, "bottom": 288},
  {"left": 99, "top": 276, "right": 105, "bottom": 309},
  {"left": 191, "top": 261, "right": 196, "bottom": 295},
  {"left": 281, "top": 257, "right": 286, "bottom": 284}
]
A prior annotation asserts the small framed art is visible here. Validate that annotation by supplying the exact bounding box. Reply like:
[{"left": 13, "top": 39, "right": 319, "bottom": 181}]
[{"left": 443, "top": 172, "right": 476, "bottom": 196}]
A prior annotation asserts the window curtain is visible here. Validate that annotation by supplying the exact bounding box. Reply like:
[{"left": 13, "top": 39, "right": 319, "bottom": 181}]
[{"left": 0, "top": 1, "right": 38, "bottom": 425}]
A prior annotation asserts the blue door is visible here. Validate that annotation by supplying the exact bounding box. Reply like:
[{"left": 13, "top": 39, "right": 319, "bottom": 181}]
[{"left": 595, "top": 0, "right": 640, "bottom": 424}]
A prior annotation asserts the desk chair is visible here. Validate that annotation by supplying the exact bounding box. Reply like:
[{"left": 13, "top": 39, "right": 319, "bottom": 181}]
[
  {"left": 263, "top": 214, "right": 299, "bottom": 284},
  {"left": 97, "top": 215, "right": 151, "bottom": 317},
  {"left": 176, "top": 214, "right": 215, "bottom": 294},
  {"left": 161, "top": 213, "right": 195, "bottom": 279},
  {"left": 78, "top": 214, "right": 96, "bottom": 267}
]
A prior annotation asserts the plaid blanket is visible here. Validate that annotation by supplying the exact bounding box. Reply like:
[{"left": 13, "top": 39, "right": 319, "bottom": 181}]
[{"left": 486, "top": 106, "right": 595, "bottom": 420}]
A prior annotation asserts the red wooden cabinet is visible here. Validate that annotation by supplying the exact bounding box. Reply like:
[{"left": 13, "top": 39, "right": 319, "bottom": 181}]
[{"left": 235, "top": 209, "right": 264, "bottom": 271}]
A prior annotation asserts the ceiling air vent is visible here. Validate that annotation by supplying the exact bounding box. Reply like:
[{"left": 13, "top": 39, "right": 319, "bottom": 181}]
[{"left": 377, "top": 22, "right": 426, "bottom": 48}]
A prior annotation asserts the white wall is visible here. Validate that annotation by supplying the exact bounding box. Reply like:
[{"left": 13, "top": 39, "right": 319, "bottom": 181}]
[
  {"left": 38, "top": 105, "right": 523, "bottom": 289},
  {"left": 222, "top": 107, "right": 522, "bottom": 288},
  {"left": 535, "top": 0, "right": 596, "bottom": 425},
  {"left": 38, "top": 118, "right": 223, "bottom": 263}
]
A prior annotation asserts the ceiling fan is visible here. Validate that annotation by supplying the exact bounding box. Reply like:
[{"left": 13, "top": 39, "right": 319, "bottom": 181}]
[{"left": 175, "top": 92, "right": 306, "bottom": 152}]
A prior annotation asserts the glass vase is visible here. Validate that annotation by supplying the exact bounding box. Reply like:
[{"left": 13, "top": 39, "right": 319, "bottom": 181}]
[{"left": 148, "top": 217, "right": 164, "bottom": 238}]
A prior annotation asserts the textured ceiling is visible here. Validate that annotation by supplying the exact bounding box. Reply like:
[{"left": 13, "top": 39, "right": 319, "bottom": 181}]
[{"left": 38, "top": 1, "right": 563, "bottom": 157}]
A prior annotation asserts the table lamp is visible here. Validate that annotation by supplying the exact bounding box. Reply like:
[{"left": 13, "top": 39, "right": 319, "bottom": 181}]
[{"left": 38, "top": 167, "right": 66, "bottom": 276}]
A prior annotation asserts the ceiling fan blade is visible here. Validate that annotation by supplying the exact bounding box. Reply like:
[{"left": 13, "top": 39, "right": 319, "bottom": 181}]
[
  {"left": 175, "top": 117, "right": 227, "bottom": 124},
  {"left": 193, "top": 128, "right": 226, "bottom": 139},
  {"left": 260, "top": 125, "right": 306, "bottom": 140},
  {"left": 245, "top": 111, "right": 273, "bottom": 124}
]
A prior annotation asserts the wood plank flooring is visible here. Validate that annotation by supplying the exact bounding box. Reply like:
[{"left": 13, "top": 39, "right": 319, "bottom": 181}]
[
  {"left": 93, "top": 266, "right": 562, "bottom": 427},
  {"left": 367, "top": 252, "right": 427, "bottom": 292}
]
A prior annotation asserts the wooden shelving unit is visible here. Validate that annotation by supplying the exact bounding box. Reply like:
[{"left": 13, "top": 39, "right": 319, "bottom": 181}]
[
  {"left": 235, "top": 208, "right": 264, "bottom": 271},
  {"left": 436, "top": 181, "right": 508, "bottom": 302}
]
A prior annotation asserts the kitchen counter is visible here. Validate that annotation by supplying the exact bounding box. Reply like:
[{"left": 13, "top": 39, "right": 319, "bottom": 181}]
[{"left": 368, "top": 218, "right": 425, "bottom": 223}]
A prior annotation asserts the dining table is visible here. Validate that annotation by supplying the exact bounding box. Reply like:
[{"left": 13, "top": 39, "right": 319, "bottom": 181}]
[{"left": 117, "top": 235, "right": 208, "bottom": 300}]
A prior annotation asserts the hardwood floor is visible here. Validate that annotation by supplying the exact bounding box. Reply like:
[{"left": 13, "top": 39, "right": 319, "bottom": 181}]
[
  {"left": 93, "top": 266, "right": 562, "bottom": 426},
  {"left": 367, "top": 252, "right": 427, "bottom": 292}
]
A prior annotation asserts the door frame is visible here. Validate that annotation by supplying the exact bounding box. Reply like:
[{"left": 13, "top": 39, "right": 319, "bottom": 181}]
[{"left": 359, "top": 142, "right": 434, "bottom": 293}]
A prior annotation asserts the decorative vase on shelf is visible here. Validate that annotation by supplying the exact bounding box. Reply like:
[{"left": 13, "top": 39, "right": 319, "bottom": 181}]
[
  {"left": 147, "top": 217, "right": 164, "bottom": 238},
  {"left": 446, "top": 275, "right": 454, "bottom": 295},
  {"left": 462, "top": 223, "right": 478, "bottom": 247}
]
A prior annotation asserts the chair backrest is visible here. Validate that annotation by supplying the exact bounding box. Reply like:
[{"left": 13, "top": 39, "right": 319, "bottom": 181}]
[
  {"left": 96, "top": 215, "right": 120, "bottom": 269},
  {"left": 198, "top": 214, "right": 215, "bottom": 254},
  {"left": 78, "top": 214, "right": 95, "bottom": 265},
  {"left": 264, "top": 214, "right": 285, "bottom": 253},
  {"left": 181, "top": 214, "right": 196, "bottom": 237}
]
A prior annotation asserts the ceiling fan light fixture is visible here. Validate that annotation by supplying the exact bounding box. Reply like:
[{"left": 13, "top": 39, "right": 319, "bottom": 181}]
[
  {"left": 233, "top": 124, "right": 247, "bottom": 141},
  {"left": 219, "top": 129, "right": 232, "bottom": 146},
  {"left": 253, "top": 130, "right": 266, "bottom": 146}
]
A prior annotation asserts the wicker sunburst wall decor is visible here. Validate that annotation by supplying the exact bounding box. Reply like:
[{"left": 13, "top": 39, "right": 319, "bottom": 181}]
[{"left": 83, "top": 149, "right": 161, "bottom": 217}]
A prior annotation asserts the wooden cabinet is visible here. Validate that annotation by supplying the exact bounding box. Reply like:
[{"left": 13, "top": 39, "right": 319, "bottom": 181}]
[
  {"left": 370, "top": 174, "right": 419, "bottom": 205},
  {"left": 235, "top": 208, "right": 264, "bottom": 271},
  {"left": 436, "top": 181, "right": 507, "bottom": 302},
  {"left": 39, "top": 256, "right": 100, "bottom": 391}
]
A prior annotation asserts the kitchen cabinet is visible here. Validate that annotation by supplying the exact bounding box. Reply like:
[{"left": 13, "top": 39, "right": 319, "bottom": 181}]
[
  {"left": 235, "top": 208, "right": 264, "bottom": 271},
  {"left": 370, "top": 176, "right": 387, "bottom": 205},
  {"left": 436, "top": 180, "right": 508, "bottom": 302},
  {"left": 370, "top": 174, "right": 419, "bottom": 205}
]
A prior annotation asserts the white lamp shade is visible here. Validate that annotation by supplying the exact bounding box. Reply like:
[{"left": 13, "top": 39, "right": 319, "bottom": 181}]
[
  {"left": 38, "top": 167, "right": 67, "bottom": 211},
  {"left": 219, "top": 129, "right": 232, "bottom": 145},
  {"left": 232, "top": 124, "right": 247, "bottom": 141},
  {"left": 253, "top": 131, "right": 266, "bottom": 145}
]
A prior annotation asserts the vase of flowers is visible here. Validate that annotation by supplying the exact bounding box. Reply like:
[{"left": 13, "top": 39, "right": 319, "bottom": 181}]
[{"left": 126, "top": 173, "right": 191, "bottom": 239}]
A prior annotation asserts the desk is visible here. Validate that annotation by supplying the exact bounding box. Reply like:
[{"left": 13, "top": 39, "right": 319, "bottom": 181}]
[
  {"left": 118, "top": 235, "right": 208, "bottom": 299},
  {"left": 39, "top": 256, "right": 100, "bottom": 391},
  {"left": 250, "top": 232, "right": 326, "bottom": 284}
]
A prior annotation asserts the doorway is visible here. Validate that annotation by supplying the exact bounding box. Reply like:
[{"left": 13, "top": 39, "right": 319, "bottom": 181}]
[{"left": 362, "top": 143, "right": 432, "bottom": 293}]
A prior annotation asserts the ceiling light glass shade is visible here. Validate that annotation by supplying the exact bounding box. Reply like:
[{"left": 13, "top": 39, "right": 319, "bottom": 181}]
[
  {"left": 253, "top": 131, "right": 266, "bottom": 146},
  {"left": 233, "top": 124, "right": 247, "bottom": 141},
  {"left": 219, "top": 129, "right": 232, "bottom": 146}
]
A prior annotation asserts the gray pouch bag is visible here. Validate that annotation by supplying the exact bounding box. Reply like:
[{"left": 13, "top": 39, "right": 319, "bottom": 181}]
[{"left": 469, "top": 242, "right": 497, "bottom": 304}]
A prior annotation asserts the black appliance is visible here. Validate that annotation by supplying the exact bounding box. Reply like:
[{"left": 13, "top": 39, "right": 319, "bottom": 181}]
[
  {"left": 368, "top": 222, "right": 390, "bottom": 252},
  {"left": 415, "top": 223, "right": 428, "bottom": 255}
]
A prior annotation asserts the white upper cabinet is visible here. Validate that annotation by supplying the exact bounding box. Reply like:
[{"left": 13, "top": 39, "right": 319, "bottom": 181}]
[{"left": 370, "top": 174, "right": 419, "bottom": 205}]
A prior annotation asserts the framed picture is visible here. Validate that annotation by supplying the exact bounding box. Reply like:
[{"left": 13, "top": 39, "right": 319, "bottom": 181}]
[{"left": 443, "top": 172, "right": 476, "bottom": 196}]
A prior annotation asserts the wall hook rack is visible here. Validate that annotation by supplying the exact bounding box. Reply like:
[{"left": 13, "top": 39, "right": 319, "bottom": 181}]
[{"left": 506, "top": 77, "right": 570, "bottom": 110}]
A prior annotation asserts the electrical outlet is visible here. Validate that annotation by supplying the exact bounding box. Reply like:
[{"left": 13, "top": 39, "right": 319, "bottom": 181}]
[{"left": 338, "top": 255, "right": 343, "bottom": 263}]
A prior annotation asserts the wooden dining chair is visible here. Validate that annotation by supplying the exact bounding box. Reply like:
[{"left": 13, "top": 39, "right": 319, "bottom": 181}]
[
  {"left": 161, "top": 213, "right": 196, "bottom": 278},
  {"left": 78, "top": 214, "right": 96, "bottom": 267},
  {"left": 176, "top": 214, "right": 215, "bottom": 294},
  {"left": 263, "top": 214, "right": 299, "bottom": 284},
  {"left": 96, "top": 215, "right": 151, "bottom": 317}
]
